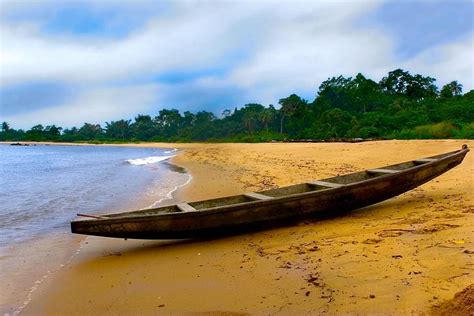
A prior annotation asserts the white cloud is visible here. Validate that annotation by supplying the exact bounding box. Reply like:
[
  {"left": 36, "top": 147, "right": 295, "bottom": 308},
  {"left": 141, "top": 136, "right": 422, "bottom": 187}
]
[
  {"left": 2, "top": 84, "right": 158, "bottom": 128},
  {"left": 225, "top": 19, "right": 395, "bottom": 104},
  {"left": 0, "top": 2, "right": 243, "bottom": 85},
  {"left": 0, "top": 0, "right": 472, "bottom": 128},
  {"left": 0, "top": 0, "right": 386, "bottom": 86},
  {"left": 402, "top": 33, "right": 473, "bottom": 91}
]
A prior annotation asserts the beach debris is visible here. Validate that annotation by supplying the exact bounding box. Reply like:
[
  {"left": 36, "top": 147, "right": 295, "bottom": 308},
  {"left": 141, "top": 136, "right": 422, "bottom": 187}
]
[
  {"left": 392, "top": 255, "right": 403, "bottom": 259},
  {"left": 362, "top": 238, "right": 383, "bottom": 244},
  {"left": 306, "top": 274, "right": 321, "bottom": 287},
  {"left": 382, "top": 228, "right": 415, "bottom": 233},
  {"left": 369, "top": 294, "right": 376, "bottom": 299},
  {"left": 287, "top": 241, "right": 320, "bottom": 254},
  {"left": 414, "top": 223, "right": 460, "bottom": 234},
  {"left": 463, "top": 250, "right": 474, "bottom": 254},
  {"left": 378, "top": 223, "right": 461, "bottom": 238},
  {"left": 446, "top": 272, "right": 470, "bottom": 281},
  {"left": 378, "top": 230, "right": 409, "bottom": 238},
  {"left": 279, "top": 262, "right": 293, "bottom": 269}
]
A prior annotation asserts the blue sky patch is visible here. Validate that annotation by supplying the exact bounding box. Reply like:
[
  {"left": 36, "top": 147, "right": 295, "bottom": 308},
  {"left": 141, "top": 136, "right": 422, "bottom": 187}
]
[
  {"left": 0, "top": 82, "right": 75, "bottom": 116},
  {"left": 0, "top": 1, "right": 169, "bottom": 38},
  {"left": 362, "top": 0, "right": 474, "bottom": 59}
]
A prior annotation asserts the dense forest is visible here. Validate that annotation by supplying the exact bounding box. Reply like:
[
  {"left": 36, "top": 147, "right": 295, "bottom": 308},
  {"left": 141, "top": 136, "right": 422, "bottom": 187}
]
[{"left": 1, "top": 69, "right": 473, "bottom": 143}]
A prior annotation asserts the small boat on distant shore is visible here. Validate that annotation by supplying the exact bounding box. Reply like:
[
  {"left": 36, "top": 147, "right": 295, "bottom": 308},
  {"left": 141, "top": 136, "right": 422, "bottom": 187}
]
[{"left": 71, "top": 145, "right": 469, "bottom": 239}]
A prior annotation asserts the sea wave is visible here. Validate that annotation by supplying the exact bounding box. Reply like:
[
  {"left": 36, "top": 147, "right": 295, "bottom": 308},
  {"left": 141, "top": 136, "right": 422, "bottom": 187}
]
[
  {"left": 164, "top": 148, "right": 178, "bottom": 154},
  {"left": 125, "top": 155, "right": 174, "bottom": 166},
  {"left": 147, "top": 173, "right": 192, "bottom": 208}
]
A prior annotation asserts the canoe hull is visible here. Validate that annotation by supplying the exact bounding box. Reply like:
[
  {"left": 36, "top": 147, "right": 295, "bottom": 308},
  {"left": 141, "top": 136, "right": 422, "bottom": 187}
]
[{"left": 71, "top": 148, "right": 468, "bottom": 239}]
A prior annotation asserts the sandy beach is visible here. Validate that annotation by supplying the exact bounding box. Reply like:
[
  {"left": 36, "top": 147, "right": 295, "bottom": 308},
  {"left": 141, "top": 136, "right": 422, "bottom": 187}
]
[{"left": 11, "top": 140, "right": 474, "bottom": 315}]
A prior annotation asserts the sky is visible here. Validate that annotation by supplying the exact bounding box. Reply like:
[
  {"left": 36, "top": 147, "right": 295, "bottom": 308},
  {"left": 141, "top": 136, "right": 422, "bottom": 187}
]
[{"left": 0, "top": 0, "right": 473, "bottom": 129}]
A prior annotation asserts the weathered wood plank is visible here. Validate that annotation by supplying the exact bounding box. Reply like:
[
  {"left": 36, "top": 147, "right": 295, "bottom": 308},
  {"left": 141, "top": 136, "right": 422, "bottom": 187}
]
[
  {"left": 77, "top": 213, "right": 108, "bottom": 220},
  {"left": 308, "top": 180, "right": 345, "bottom": 188},
  {"left": 367, "top": 168, "right": 399, "bottom": 174},
  {"left": 244, "top": 192, "right": 274, "bottom": 200},
  {"left": 414, "top": 158, "right": 437, "bottom": 163},
  {"left": 177, "top": 203, "right": 197, "bottom": 212}
]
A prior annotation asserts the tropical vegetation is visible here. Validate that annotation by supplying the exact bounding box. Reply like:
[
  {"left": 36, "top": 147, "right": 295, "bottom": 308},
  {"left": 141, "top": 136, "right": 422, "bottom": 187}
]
[{"left": 1, "top": 69, "right": 473, "bottom": 143}]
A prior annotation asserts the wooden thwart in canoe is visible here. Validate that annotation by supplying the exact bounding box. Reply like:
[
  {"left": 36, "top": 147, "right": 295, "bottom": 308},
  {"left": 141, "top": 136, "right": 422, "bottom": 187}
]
[{"left": 71, "top": 145, "right": 469, "bottom": 239}]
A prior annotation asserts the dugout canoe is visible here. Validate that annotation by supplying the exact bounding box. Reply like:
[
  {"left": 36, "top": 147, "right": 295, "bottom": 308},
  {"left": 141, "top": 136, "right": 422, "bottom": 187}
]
[{"left": 71, "top": 145, "right": 469, "bottom": 239}]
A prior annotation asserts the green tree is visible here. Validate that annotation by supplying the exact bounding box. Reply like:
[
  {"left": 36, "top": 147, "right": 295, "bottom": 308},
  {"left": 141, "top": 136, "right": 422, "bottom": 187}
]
[
  {"left": 320, "top": 108, "right": 354, "bottom": 139},
  {"left": 350, "top": 73, "right": 383, "bottom": 113},
  {"left": 440, "top": 81, "right": 463, "bottom": 98},
  {"left": 132, "top": 115, "right": 155, "bottom": 140},
  {"left": 62, "top": 127, "right": 79, "bottom": 141},
  {"left": 1, "top": 122, "right": 10, "bottom": 132},
  {"left": 30, "top": 124, "right": 44, "bottom": 132},
  {"left": 279, "top": 94, "right": 305, "bottom": 134},
  {"left": 9, "top": 70, "right": 473, "bottom": 143},
  {"left": 314, "top": 75, "right": 353, "bottom": 114},
  {"left": 241, "top": 103, "right": 265, "bottom": 134},
  {"left": 379, "top": 69, "right": 438, "bottom": 100},
  {"left": 154, "top": 109, "right": 183, "bottom": 138},
  {"left": 450, "top": 81, "right": 463, "bottom": 96},
  {"left": 259, "top": 106, "right": 276, "bottom": 132},
  {"left": 379, "top": 69, "right": 411, "bottom": 95},
  {"left": 222, "top": 109, "right": 232, "bottom": 118},
  {"left": 44, "top": 125, "right": 62, "bottom": 138},
  {"left": 78, "top": 123, "right": 103, "bottom": 140},
  {"left": 105, "top": 119, "right": 132, "bottom": 140},
  {"left": 406, "top": 74, "right": 438, "bottom": 99},
  {"left": 182, "top": 111, "right": 196, "bottom": 127},
  {"left": 188, "top": 111, "right": 216, "bottom": 141},
  {"left": 0, "top": 122, "right": 14, "bottom": 141},
  {"left": 26, "top": 124, "right": 45, "bottom": 141}
]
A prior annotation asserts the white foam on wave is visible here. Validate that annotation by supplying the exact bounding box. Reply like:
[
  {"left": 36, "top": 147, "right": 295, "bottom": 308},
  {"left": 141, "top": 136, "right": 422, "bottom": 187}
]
[
  {"left": 125, "top": 155, "right": 174, "bottom": 166},
  {"left": 147, "top": 174, "right": 193, "bottom": 208},
  {"left": 14, "top": 240, "right": 86, "bottom": 315},
  {"left": 164, "top": 148, "right": 178, "bottom": 154}
]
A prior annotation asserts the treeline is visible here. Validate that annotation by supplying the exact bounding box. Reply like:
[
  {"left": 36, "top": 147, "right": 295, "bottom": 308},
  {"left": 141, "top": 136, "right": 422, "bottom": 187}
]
[{"left": 1, "top": 69, "right": 473, "bottom": 143}]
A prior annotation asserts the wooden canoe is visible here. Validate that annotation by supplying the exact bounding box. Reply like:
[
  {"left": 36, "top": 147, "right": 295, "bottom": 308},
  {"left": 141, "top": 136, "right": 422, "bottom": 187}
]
[{"left": 71, "top": 145, "right": 469, "bottom": 239}]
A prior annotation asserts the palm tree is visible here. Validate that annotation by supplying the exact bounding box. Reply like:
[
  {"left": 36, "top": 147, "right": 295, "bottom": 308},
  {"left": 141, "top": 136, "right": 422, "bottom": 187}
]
[
  {"left": 449, "top": 81, "right": 463, "bottom": 96},
  {"left": 259, "top": 108, "right": 274, "bottom": 132},
  {"left": 440, "top": 81, "right": 463, "bottom": 98},
  {"left": 278, "top": 94, "right": 301, "bottom": 134},
  {"left": 1, "top": 121, "right": 10, "bottom": 132},
  {"left": 243, "top": 111, "right": 257, "bottom": 134},
  {"left": 221, "top": 109, "right": 232, "bottom": 118}
]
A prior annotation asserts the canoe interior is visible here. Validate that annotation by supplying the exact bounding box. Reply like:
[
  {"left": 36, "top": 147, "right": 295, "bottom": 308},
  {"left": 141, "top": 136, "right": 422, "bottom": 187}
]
[
  {"left": 90, "top": 148, "right": 463, "bottom": 219},
  {"left": 103, "top": 205, "right": 180, "bottom": 218},
  {"left": 189, "top": 195, "right": 254, "bottom": 210},
  {"left": 261, "top": 183, "right": 323, "bottom": 197}
]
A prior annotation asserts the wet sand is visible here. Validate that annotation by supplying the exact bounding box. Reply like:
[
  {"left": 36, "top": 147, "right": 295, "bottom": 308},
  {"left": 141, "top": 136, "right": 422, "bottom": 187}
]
[{"left": 17, "top": 140, "right": 474, "bottom": 314}]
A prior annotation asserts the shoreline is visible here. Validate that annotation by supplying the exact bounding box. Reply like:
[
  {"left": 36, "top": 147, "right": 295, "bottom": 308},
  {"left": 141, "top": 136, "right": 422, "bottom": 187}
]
[
  {"left": 0, "top": 145, "right": 190, "bottom": 315},
  {"left": 8, "top": 140, "right": 474, "bottom": 314},
  {"left": 146, "top": 165, "right": 192, "bottom": 209}
]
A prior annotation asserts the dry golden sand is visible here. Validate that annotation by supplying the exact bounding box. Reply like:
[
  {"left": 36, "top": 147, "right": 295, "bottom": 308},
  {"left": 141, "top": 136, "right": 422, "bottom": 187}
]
[{"left": 21, "top": 140, "right": 473, "bottom": 315}]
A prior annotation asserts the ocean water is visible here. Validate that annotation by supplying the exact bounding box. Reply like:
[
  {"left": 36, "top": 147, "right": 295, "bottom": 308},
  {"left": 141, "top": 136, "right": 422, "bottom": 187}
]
[{"left": 0, "top": 144, "right": 189, "bottom": 251}]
